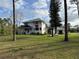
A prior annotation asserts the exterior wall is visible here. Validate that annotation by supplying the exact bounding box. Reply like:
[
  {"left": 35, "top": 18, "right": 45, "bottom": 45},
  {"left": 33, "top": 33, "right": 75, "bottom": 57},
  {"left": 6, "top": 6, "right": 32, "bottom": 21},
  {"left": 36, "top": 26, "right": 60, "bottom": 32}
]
[
  {"left": 57, "top": 27, "right": 64, "bottom": 34},
  {"left": 27, "top": 23, "right": 35, "bottom": 34},
  {"left": 49, "top": 27, "right": 64, "bottom": 35},
  {"left": 24, "top": 22, "right": 47, "bottom": 34},
  {"left": 34, "top": 22, "right": 42, "bottom": 34},
  {"left": 41, "top": 22, "right": 47, "bottom": 34},
  {"left": 25, "top": 22, "right": 42, "bottom": 34},
  {"left": 53, "top": 27, "right": 64, "bottom": 34}
]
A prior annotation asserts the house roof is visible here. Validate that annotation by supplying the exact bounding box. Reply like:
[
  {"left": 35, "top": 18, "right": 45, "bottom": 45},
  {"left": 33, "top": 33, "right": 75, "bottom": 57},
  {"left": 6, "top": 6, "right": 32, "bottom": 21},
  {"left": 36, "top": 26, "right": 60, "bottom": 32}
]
[
  {"left": 23, "top": 18, "right": 48, "bottom": 28},
  {"left": 24, "top": 18, "right": 46, "bottom": 24},
  {"left": 18, "top": 24, "right": 32, "bottom": 30}
]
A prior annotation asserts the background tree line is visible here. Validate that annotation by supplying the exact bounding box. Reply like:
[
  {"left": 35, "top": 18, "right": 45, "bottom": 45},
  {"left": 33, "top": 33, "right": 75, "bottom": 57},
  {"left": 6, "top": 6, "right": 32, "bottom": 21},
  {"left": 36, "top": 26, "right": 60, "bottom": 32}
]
[{"left": 0, "top": 18, "right": 12, "bottom": 36}]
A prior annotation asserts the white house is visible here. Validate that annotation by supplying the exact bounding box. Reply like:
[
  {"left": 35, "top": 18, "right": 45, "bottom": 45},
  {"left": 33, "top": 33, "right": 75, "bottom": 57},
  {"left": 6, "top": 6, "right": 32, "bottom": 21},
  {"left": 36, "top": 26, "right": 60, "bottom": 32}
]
[
  {"left": 18, "top": 18, "right": 48, "bottom": 34},
  {"left": 17, "top": 18, "right": 65, "bottom": 35}
]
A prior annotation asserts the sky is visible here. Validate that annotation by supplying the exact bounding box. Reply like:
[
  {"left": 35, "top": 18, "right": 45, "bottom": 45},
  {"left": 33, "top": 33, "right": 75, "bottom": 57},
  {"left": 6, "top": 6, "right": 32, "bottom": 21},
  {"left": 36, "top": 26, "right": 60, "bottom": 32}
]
[{"left": 0, "top": 0, "right": 78, "bottom": 26}]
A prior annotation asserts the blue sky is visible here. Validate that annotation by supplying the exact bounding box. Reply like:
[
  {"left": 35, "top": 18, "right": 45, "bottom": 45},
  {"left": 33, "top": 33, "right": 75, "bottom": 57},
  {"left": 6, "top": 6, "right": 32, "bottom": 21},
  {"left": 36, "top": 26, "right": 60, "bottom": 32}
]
[{"left": 0, "top": 0, "right": 78, "bottom": 26}]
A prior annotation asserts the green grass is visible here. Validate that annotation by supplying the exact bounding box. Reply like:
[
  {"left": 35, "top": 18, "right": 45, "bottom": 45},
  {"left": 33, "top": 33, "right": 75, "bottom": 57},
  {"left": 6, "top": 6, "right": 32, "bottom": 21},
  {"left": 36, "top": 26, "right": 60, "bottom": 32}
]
[{"left": 0, "top": 33, "right": 79, "bottom": 59}]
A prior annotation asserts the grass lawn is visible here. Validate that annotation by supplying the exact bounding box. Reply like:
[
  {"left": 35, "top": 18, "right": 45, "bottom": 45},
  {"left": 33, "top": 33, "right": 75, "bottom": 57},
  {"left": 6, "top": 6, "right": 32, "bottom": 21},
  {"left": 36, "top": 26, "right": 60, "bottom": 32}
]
[{"left": 0, "top": 33, "right": 79, "bottom": 59}]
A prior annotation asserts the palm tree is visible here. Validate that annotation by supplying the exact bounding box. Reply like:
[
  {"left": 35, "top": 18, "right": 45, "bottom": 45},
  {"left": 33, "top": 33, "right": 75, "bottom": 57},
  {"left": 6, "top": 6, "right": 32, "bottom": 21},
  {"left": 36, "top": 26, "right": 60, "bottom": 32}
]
[
  {"left": 64, "top": 0, "right": 68, "bottom": 41},
  {"left": 13, "top": 0, "right": 16, "bottom": 41}
]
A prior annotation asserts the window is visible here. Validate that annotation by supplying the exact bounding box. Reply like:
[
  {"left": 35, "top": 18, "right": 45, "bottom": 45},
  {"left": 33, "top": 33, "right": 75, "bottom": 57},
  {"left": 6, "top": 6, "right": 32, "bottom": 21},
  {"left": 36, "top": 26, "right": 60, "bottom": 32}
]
[
  {"left": 35, "top": 25, "right": 38, "bottom": 28},
  {"left": 35, "top": 28, "right": 39, "bottom": 30},
  {"left": 40, "top": 28, "right": 41, "bottom": 30}
]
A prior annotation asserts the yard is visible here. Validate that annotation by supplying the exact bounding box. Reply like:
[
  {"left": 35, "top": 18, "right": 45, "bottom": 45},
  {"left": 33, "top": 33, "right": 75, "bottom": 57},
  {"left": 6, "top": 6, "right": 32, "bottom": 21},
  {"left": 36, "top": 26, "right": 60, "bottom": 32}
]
[{"left": 0, "top": 33, "right": 79, "bottom": 59}]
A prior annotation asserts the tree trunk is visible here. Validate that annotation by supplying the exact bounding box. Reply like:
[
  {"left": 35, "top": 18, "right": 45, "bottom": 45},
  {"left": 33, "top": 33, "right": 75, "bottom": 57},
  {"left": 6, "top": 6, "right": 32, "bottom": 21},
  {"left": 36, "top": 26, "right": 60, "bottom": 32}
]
[
  {"left": 51, "top": 28, "right": 54, "bottom": 37},
  {"left": 64, "top": 0, "right": 68, "bottom": 41},
  {"left": 13, "top": 0, "right": 16, "bottom": 41}
]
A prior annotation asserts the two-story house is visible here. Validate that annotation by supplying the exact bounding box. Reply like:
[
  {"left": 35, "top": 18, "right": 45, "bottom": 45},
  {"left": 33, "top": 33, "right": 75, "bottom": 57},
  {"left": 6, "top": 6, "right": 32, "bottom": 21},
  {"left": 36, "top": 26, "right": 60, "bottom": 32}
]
[{"left": 17, "top": 18, "right": 47, "bottom": 34}]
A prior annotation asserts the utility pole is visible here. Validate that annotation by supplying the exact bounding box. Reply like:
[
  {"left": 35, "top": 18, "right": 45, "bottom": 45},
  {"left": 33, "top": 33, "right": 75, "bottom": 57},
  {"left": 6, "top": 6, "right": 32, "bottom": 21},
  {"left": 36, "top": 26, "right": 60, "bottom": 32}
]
[
  {"left": 64, "top": 0, "right": 68, "bottom": 41},
  {"left": 13, "top": 0, "right": 16, "bottom": 41}
]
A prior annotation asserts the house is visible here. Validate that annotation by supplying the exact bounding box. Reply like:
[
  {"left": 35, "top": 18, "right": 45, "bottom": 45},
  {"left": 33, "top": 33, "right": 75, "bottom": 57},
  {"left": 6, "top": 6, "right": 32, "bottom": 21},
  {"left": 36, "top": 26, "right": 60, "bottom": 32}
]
[
  {"left": 17, "top": 18, "right": 48, "bottom": 34},
  {"left": 48, "top": 26, "right": 64, "bottom": 35},
  {"left": 55, "top": 27, "right": 64, "bottom": 34},
  {"left": 17, "top": 18, "right": 65, "bottom": 35}
]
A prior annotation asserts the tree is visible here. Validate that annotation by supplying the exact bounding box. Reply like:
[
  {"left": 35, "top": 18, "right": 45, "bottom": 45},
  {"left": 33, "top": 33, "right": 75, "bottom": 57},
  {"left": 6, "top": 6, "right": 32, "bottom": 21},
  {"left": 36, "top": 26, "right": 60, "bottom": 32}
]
[
  {"left": 3, "top": 18, "right": 12, "bottom": 35},
  {"left": 0, "top": 18, "right": 12, "bottom": 35},
  {"left": 0, "top": 18, "right": 4, "bottom": 35},
  {"left": 64, "top": 0, "right": 68, "bottom": 41},
  {"left": 49, "top": 0, "right": 61, "bottom": 36}
]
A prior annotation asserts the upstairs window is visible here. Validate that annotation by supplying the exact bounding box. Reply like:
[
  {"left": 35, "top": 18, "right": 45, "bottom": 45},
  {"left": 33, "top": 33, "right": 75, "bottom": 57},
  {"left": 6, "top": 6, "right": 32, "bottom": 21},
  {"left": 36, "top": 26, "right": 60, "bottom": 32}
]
[
  {"left": 40, "top": 28, "right": 41, "bottom": 30},
  {"left": 35, "top": 25, "right": 39, "bottom": 28}
]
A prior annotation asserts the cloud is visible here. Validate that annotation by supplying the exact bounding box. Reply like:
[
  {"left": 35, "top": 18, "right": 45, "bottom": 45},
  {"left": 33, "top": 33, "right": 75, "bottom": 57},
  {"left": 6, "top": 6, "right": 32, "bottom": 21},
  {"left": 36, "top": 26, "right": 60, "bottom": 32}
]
[
  {"left": 33, "top": 0, "right": 48, "bottom": 8},
  {"left": 32, "top": 0, "right": 50, "bottom": 23},
  {"left": 60, "top": 0, "right": 78, "bottom": 22},
  {"left": 0, "top": 0, "right": 27, "bottom": 18},
  {"left": 0, "top": 0, "right": 79, "bottom": 26},
  {"left": 69, "top": 18, "right": 79, "bottom": 26},
  {"left": 0, "top": 0, "right": 25, "bottom": 10},
  {"left": 15, "top": 0, "right": 26, "bottom": 9},
  {"left": 35, "top": 9, "right": 49, "bottom": 16},
  {"left": 0, "top": 0, "right": 12, "bottom": 9}
]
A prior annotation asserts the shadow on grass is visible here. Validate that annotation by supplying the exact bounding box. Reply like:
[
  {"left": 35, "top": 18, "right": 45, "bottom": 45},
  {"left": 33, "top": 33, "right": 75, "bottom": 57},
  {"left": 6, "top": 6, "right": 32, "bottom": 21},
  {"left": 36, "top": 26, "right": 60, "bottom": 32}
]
[
  {"left": 0, "top": 36, "right": 31, "bottom": 42},
  {"left": 0, "top": 39, "right": 79, "bottom": 59}
]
